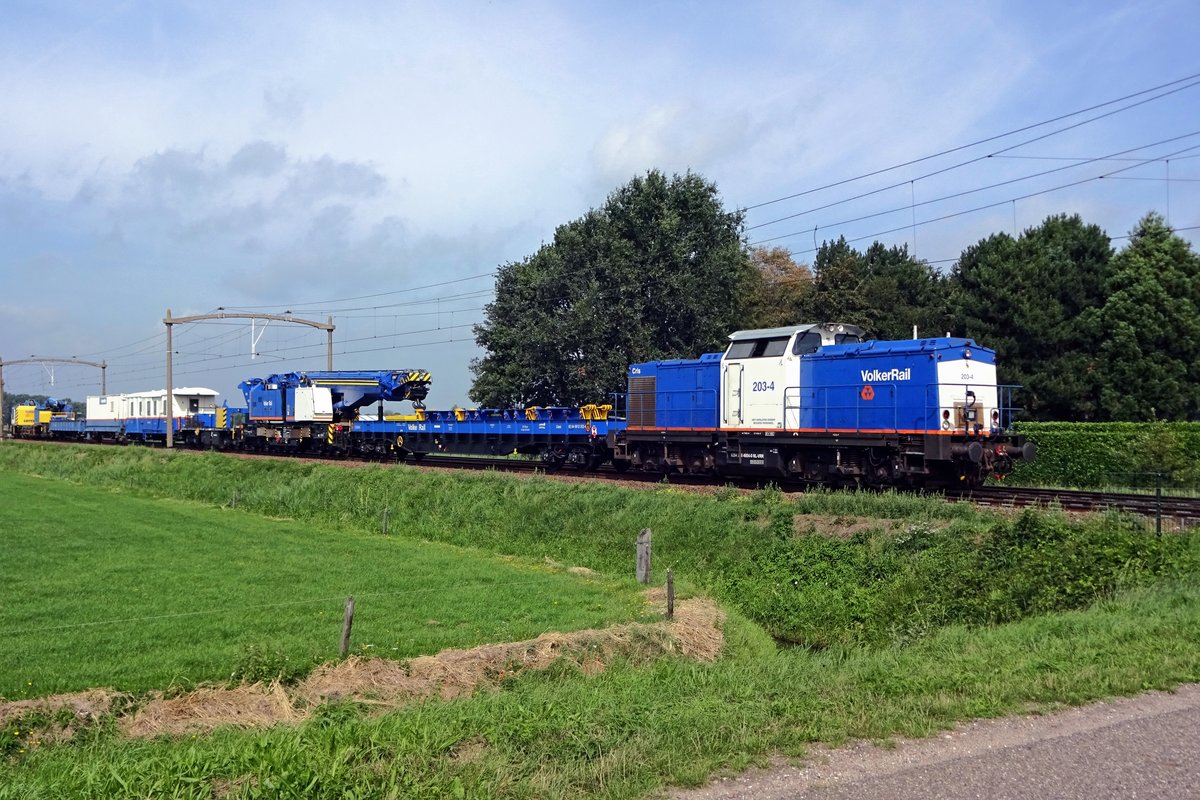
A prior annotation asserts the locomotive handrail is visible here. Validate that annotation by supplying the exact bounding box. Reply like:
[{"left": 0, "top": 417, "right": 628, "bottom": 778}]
[
  {"left": 784, "top": 383, "right": 900, "bottom": 432},
  {"left": 920, "top": 382, "right": 1024, "bottom": 433}
]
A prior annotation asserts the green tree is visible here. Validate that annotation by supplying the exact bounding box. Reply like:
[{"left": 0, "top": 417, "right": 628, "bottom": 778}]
[
  {"left": 859, "top": 242, "right": 949, "bottom": 340},
  {"left": 809, "top": 236, "right": 869, "bottom": 326},
  {"left": 1097, "top": 212, "right": 1200, "bottom": 420},
  {"left": 470, "top": 170, "right": 751, "bottom": 407},
  {"left": 742, "top": 246, "right": 814, "bottom": 329},
  {"left": 802, "top": 238, "right": 947, "bottom": 340},
  {"left": 949, "top": 214, "right": 1113, "bottom": 420}
]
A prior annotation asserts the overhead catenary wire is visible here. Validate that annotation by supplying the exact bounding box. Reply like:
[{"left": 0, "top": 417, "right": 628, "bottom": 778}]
[
  {"left": 10, "top": 75, "right": 1199, "bottom": 395},
  {"left": 48, "top": 323, "right": 484, "bottom": 389},
  {"left": 27, "top": 285, "right": 490, "bottom": 390},
  {"left": 750, "top": 133, "right": 1200, "bottom": 246},
  {"left": 740, "top": 70, "right": 1200, "bottom": 213},
  {"left": 222, "top": 271, "right": 498, "bottom": 313},
  {"left": 745, "top": 114, "right": 1200, "bottom": 236},
  {"left": 782, "top": 145, "right": 1200, "bottom": 260}
]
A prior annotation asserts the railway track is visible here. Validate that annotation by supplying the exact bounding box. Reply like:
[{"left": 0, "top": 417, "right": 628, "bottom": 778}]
[
  {"left": 364, "top": 454, "right": 1200, "bottom": 525},
  {"left": 951, "top": 485, "right": 1200, "bottom": 527},
  {"left": 6, "top": 438, "right": 1199, "bottom": 525},
  {"left": 428, "top": 456, "right": 1200, "bottom": 525}
]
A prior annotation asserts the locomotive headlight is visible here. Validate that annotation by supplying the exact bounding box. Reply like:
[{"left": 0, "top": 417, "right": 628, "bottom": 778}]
[{"left": 963, "top": 348, "right": 972, "bottom": 360}]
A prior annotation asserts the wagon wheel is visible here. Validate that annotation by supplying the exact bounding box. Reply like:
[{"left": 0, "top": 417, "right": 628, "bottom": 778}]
[
  {"left": 568, "top": 446, "right": 597, "bottom": 472},
  {"left": 542, "top": 446, "right": 568, "bottom": 472}
]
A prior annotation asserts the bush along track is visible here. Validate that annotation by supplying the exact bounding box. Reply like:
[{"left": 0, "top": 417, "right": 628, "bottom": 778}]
[{"left": 1010, "top": 420, "right": 1200, "bottom": 489}]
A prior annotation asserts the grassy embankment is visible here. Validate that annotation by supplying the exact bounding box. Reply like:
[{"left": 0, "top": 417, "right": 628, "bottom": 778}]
[
  {"left": 2, "top": 443, "right": 1199, "bottom": 799},
  {"left": 0, "top": 471, "right": 646, "bottom": 699}
]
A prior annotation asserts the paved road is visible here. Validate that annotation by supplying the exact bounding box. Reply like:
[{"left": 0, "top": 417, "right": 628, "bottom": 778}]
[{"left": 673, "top": 684, "right": 1200, "bottom": 799}]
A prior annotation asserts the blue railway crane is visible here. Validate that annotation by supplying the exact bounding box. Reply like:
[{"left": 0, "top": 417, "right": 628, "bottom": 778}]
[{"left": 238, "top": 369, "right": 431, "bottom": 450}]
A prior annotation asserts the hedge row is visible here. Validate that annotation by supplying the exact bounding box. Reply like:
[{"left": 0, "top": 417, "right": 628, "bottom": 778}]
[{"left": 1009, "top": 421, "right": 1200, "bottom": 488}]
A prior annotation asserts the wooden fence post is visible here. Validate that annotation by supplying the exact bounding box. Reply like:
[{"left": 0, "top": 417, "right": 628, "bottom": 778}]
[
  {"left": 636, "top": 528, "right": 652, "bottom": 584},
  {"left": 340, "top": 595, "right": 355, "bottom": 658},
  {"left": 666, "top": 568, "right": 674, "bottom": 620}
]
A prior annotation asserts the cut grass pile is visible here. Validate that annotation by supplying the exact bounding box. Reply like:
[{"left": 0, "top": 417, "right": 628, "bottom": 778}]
[{"left": 0, "top": 470, "right": 645, "bottom": 698}]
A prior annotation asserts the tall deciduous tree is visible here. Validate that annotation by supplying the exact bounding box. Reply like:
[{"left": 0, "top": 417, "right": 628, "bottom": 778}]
[
  {"left": 809, "top": 236, "right": 869, "bottom": 326},
  {"left": 742, "top": 245, "right": 814, "bottom": 328},
  {"left": 800, "top": 237, "right": 947, "bottom": 340},
  {"left": 949, "top": 214, "right": 1113, "bottom": 420},
  {"left": 1097, "top": 212, "right": 1200, "bottom": 420},
  {"left": 470, "top": 170, "right": 751, "bottom": 407}
]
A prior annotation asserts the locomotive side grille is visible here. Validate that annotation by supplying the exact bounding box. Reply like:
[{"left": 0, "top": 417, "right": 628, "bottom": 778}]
[{"left": 628, "top": 376, "right": 657, "bottom": 428}]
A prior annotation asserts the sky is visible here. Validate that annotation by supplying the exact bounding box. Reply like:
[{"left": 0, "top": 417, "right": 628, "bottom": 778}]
[{"left": 2, "top": 0, "right": 1197, "bottom": 409}]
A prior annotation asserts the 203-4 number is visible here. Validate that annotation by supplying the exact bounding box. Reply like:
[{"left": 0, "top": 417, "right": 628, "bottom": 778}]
[{"left": 751, "top": 381, "right": 775, "bottom": 392}]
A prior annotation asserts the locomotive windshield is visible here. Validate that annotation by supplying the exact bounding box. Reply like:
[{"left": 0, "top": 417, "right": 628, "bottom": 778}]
[{"left": 792, "top": 331, "right": 822, "bottom": 355}]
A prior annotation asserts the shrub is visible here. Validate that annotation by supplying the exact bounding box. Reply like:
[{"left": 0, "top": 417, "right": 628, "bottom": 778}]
[{"left": 1010, "top": 421, "right": 1200, "bottom": 489}]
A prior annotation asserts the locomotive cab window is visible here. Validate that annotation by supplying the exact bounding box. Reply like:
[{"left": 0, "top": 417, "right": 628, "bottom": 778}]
[
  {"left": 726, "top": 340, "right": 757, "bottom": 359},
  {"left": 792, "top": 331, "right": 822, "bottom": 355},
  {"left": 727, "top": 337, "right": 790, "bottom": 359},
  {"left": 761, "top": 337, "right": 789, "bottom": 357},
  {"left": 835, "top": 333, "right": 863, "bottom": 344}
]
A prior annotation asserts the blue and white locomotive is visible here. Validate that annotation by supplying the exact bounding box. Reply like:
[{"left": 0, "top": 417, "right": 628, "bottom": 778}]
[{"left": 613, "top": 322, "right": 1033, "bottom": 487}]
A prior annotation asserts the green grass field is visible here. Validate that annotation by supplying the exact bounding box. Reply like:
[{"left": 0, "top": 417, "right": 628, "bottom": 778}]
[
  {"left": 2, "top": 444, "right": 1199, "bottom": 799},
  {"left": 0, "top": 470, "right": 645, "bottom": 697}
]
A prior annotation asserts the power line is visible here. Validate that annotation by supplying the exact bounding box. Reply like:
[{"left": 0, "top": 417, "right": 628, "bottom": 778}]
[
  {"left": 744, "top": 84, "right": 1200, "bottom": 233},
  {"left": 740, "top": 70, "right": 1200, "bottom": 212},
  {"left": 750, "top": 133, "right": 1200, "bottom": 246},
  {"left": 55, "top": 322, "right": 483, "bottom": 388},
  {"left": 222, "top": 271, "right": 497, "bottom": 312},
  {"left": 1103, "top": 176, "right": 1200, "bottom": 183},
  {"left": 783, "top": 144, "right": 1200, "bottom": 259},
  {"left": 13, "top": 77, "right": 1200, "bottom": 389},
  {"left": 34, "top": 287, "right": 493, "bottom": 388}
]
